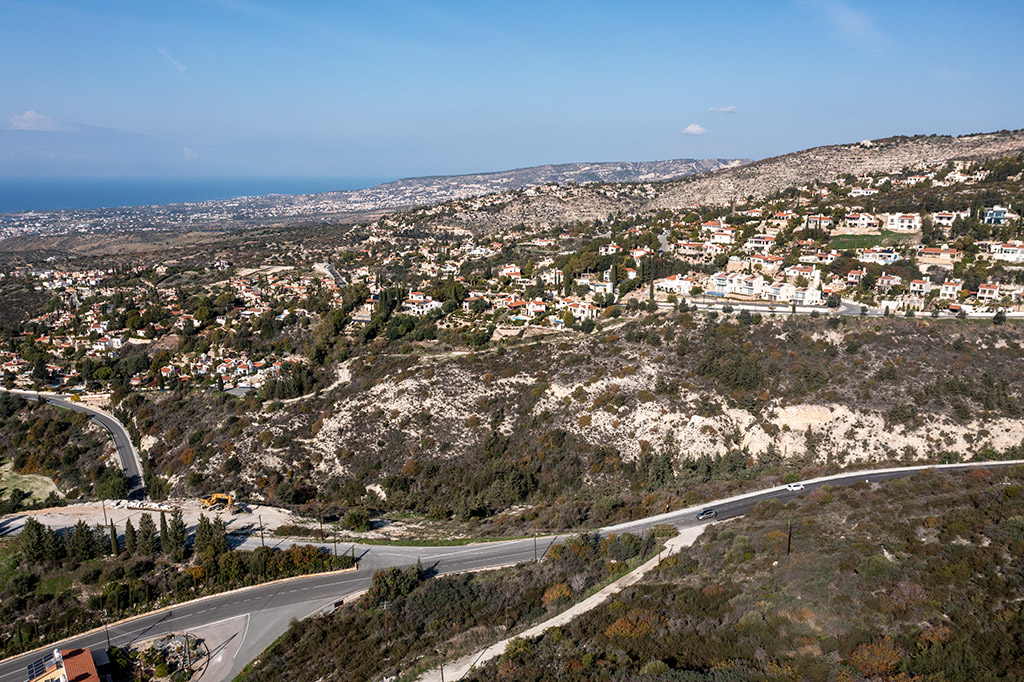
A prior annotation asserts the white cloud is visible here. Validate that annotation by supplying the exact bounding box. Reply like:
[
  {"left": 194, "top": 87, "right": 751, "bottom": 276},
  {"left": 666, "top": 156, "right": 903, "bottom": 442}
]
[
  {"left": 708, "top": 105, "right": 737, "bottom": 113},
  {"left": 158, "top": 48, "right": 187, "bottom": 73},
  {"left": 682, "top": 123, "right": 707, "bottom": 136},
  {"left": 9, "top": 110, "right": 60, "bottom": 131},
  {"left": 183, "top": 147, "right": 198, "bottom": 161}
]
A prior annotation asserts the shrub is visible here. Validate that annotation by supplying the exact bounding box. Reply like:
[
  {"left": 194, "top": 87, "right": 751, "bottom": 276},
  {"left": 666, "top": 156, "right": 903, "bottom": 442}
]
[{"left": 849, "top": 636, "right": 902, "bottom": 676}]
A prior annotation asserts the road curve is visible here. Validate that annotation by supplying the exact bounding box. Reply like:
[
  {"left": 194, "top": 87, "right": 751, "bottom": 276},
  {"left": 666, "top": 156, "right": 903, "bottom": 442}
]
[
  {"left": 1, "top": 459, "right": 1021, "bottom": 682},
  {"left": 0, "top": 389, "right": 145, "bottom": 498}
]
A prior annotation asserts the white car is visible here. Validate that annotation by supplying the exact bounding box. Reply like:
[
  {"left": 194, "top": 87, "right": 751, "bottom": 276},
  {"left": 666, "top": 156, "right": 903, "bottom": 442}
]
[{"left": 785, "top": 483, "right": 805, "bottom": 492}]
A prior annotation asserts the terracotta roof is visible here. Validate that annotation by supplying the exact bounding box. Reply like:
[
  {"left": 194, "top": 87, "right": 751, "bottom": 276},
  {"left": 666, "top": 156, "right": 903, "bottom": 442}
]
[{"left": 61, "top": 649, "right": 100, "bottom": 682}]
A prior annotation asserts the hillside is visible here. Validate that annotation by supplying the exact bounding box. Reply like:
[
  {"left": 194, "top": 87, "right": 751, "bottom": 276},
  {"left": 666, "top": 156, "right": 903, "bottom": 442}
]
[
  {"left": 651, "top": 129, "right": 1024, "bottom": 208},
  {"left": 231, "top": 466, "right": 1024, "bottom": 681},
  {"left": 461, "top": 466, "right": 1024, "bottom": 681},
  {"left": 321, "top": 157, "right": 749, "bottom": 213},
  {"left": 407, "top": 130, "right": 1024, "bottom": 233},
  {"left": 117, "top": 313, "right": 1024, "bottom": 535}
]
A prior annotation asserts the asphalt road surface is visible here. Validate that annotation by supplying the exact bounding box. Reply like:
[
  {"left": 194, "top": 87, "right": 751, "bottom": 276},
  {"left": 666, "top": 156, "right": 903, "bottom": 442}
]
[
  {"left": 0, "top": 389, "right": 145, "bottom": 498},
  {"left": 2, "top": 459, "right": 1021, "bottom": 682}
]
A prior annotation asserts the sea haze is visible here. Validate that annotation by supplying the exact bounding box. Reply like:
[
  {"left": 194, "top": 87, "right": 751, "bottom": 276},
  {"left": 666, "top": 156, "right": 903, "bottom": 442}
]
[{"left": 0, "top": 177, "right": 393, "bottom": 213}]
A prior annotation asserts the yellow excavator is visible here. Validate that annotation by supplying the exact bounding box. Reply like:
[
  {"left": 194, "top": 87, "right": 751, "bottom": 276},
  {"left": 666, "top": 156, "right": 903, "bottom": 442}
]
[{"left": 200, "top": 493, "right": 234, "bottom": 511}]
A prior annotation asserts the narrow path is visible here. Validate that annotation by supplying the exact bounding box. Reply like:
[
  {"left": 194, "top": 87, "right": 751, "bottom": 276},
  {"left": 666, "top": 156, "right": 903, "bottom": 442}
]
[{"left": 416, "top": 525, "right": 706, "bottom": 682}]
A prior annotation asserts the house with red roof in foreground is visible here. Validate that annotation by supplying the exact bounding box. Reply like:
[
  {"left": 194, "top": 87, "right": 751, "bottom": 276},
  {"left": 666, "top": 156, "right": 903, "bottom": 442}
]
[{"left": 27, "top": 648, "right": 106, "bottom": 682}]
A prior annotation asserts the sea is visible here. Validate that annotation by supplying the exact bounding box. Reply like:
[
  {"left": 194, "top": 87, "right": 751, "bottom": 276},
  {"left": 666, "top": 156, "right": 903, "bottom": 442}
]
[{"left": 0, "top": 177, "right": 393, "bottom": 214}]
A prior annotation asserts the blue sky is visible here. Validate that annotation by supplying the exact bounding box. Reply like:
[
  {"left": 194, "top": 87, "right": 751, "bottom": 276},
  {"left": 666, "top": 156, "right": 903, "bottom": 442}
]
[{"left": 2, "top": 0, "right": 1022, "bottom": 179}]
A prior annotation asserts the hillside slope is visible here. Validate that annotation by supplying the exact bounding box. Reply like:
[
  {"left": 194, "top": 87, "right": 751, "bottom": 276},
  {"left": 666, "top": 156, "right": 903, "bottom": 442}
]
[
  {"left": 409, "top": 129, "right": 1024, "bottom": 233},
  {"left": 650, "top": 129, "right": 1024, "bottom": 207}
]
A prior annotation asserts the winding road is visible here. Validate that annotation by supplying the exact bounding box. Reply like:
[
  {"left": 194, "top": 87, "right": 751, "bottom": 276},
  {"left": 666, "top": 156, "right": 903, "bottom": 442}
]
[
  {"left": 2, "top": 459, "right": 1021, "bottom": 682},
  {"left": 0, "top": 389, "right": 145, "bottom": 498}
]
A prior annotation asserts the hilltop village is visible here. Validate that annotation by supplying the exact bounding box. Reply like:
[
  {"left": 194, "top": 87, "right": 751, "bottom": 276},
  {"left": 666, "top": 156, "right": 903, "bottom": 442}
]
[{"left": 2, "top": 154, "right": 1022, "bottom": 397}]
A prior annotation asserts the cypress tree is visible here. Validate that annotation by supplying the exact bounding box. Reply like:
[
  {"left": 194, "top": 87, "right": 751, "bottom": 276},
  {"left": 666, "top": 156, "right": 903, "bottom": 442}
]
[
  {"left": 160, "top": 511, "right": 169, "bottom": 554},
  {"left": 124, "top": 517, "right": 137, "bottom": 555},
  {"left": 109, "top": 520, "right": 119, "bottom": 555}
]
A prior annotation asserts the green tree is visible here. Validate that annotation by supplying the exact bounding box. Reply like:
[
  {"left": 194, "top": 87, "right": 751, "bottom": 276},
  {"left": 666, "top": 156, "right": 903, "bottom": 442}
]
[
  {"left": 124, "top": 517, "right": 137, "bottom": 555},
  {"left": 68, "top": 519, "right": 95, "bottom": 562},
  {"left": 19, "top": 517, "right": 47, "bottom": 563},
  {"left": 160, "top": 511, "right": 169, "bottom": 555},
  {"left": 109, "top": 520, "right": 120, "bottom": 555},
  {"left": 167, "top": 509, "right": 188, "bottom": 562},
  {"left": 136, "top": 513, "right": 160, "bottom": 555}
]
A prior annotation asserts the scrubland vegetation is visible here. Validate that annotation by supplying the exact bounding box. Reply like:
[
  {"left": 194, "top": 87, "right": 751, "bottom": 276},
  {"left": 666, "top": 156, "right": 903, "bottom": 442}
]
[
  {"left": 237, "top": 529, "right": 672, "bottom": 682},
  {"left": 461, "top": 467, "right": 1024, "bottom": 681}
]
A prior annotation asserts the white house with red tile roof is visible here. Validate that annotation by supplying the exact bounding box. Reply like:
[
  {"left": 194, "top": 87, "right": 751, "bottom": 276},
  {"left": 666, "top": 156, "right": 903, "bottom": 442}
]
[
  {"left": 710, "top": 229, "right": 737, "bottom": 245},
  {"left": 885, "top": 213, "right": 922, "bottom": 232},
  {"left": 875, "top": 272, "right": 903, "bottom": 291},
  {"left": 403, "top": 292, "right": 443, "bottom": 316},
  {"left": 804, "top": 214, "right": 832, "bottom": 229},
  {"left": 939, "top": 279, "right": 963, "bottom": 298},
  {"left": 989, "top": 241, "right": 1024, "bottom": 264},
  {"left": 847, "top": 269, "right": 865, "bottom": 285},
  {"left": 499, "top": 265, "right": 522, "bottom": 279},
  {"left": 784, "top": 264, "right": 820, "bottom": 285},
  {"left": 909, "top": 279, "right": 932, "bottom": 296},
  {"left": 771, "top": 211, "right": 798, "bottom": 226},
  {"left": 931, "top": 210, "right": 969, "bottom": 227},
  {"left": 844, "top": 212, "right": 879, "bottom": 229},
  {"left": 744, "top": 234, "right": 775, "bottom": 252},
  {"left": 917, "top": 245, "right": 963, "bottom": 265},
  {"left": 655, "top": 274, "right": 696, "bottom": 296},
  {"left": 599, "top": 243, "right": 622, "bottom": 256},
  {"left": 675, "top": 242, "right": 705, "bottom": 257},
  {"left": 630, "top": 247, "right": 656, "bottom": 260},
  {"left": 749, "top": 253, "right": 784, "bottom": 273},
  {"left": 977, "top": 282, "right": 1000, "bottom": 300}
]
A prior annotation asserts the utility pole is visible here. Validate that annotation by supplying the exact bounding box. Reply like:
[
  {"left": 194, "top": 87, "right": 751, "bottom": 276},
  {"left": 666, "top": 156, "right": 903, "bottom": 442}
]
[
  {"left": 504, "top": 580, "right": 510, "bottom": 631},
  {"left": 383, "top": 601, "right": 389, "bottom": 652},
  {"left": 786, "top": 517, "right": 792, "bottom": 556},
  {"left": 439, "top": 648, "right": 445, "bottom": 682},
  {"left": 104, "top": 621, "right": 111, "bottom": 650},
  {"left": 533, "top": 534, "right": 538, "bottom": 563},
  {"left": 102, "top": 499, "right": 108, "bottom": 525},
  {"left": 184, "top": 632, "right": 191, "bottom": 673},
  {"left": 259, "top": 515, "right": 265, "bottom": 548}
]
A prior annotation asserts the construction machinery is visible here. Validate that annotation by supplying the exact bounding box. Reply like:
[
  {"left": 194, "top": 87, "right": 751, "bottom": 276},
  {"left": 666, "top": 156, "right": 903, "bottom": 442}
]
[{"left": 200, "top": 493, "right": 234, "bottom": 511}]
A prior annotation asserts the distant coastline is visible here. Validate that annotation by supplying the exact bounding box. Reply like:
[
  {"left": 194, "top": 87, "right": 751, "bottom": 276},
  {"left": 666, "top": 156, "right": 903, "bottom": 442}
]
[{"left": 0, "top": 176, "right": 393, "bottom": 213}]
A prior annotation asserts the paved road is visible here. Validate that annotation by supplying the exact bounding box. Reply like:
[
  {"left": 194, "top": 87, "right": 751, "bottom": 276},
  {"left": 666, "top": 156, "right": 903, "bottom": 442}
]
[
  {"left": 2, "top": 459, "right": 1021, "bottom": 682},
  {"left": 0, "top": 389, "right": 145, "bottom": 499}
]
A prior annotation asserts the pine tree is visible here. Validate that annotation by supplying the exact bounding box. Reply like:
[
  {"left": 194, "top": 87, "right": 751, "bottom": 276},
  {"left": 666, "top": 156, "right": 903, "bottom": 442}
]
[
  {"left": 124, "top": 517, "right": 137, "bottom": 555},
  {"left": 42, "top": 525, "right": 64, "bottom": 563},
  {"left": 167, "top": 509, "right": 188, "bottom": 562},
  {"left": 109, "top": 520, "right": 120, "bottom": 555},
  {"left": 19, "top": 517, "right": 47, "bottom": 563},
  {"left": 136, "top": 513, "right": 159, "bottom": 555}
]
